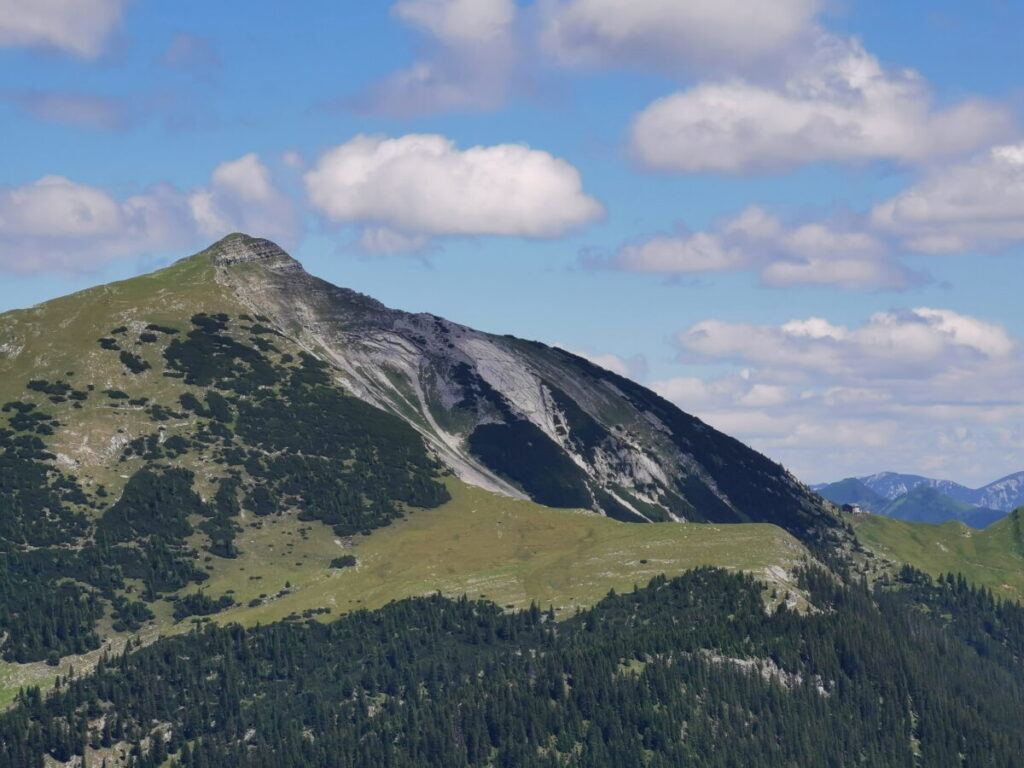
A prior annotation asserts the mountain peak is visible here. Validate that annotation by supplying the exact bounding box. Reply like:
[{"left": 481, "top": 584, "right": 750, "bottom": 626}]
[{"left": 206, "top": 233, "right": 304, "bottom": 274}]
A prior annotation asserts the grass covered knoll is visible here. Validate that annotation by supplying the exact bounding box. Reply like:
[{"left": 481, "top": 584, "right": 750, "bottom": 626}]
[
  {"left": 854, "top": 508, "right": 1024, "bottom": 599},
  {"left": 204, "top": 478, "right": 812, "bottom": 627}
]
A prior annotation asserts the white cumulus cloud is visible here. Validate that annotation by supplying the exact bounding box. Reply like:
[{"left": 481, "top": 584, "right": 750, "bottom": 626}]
[
  {"left": 630, "top": 36, "right": 1011, "bottom": 174},
  {"left": 0, "top": 176, "right": 193, "bottom": 273},
  {"left": 305, "top": 134, "right": 603, "bottom": 246},
  {"left": 189, "top": 153, "right": 299, "bottom": 246},
  {"left": 679, "top": 308, "right": 1015, "bottom": 378},
  {"left": 872, "top": 143, "right": 1024, "bottom": 253},
  {"left": 0, "top": 0, "right": 128, "bottom": 58}
]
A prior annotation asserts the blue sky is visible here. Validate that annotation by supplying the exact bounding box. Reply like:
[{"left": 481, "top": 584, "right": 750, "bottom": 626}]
[{"left": 2, "top": 0, "right": 1024, "bottom": 485}]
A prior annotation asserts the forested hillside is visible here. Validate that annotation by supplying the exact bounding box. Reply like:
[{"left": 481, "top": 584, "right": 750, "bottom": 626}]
[{"left": 2, "top": 567, "right": 1023, "bottom": 767}]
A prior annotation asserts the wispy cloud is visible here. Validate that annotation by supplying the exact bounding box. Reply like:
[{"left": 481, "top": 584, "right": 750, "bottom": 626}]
[
  {"left": 540, "top": 0, "right": 820, "bottom": 76},
  {"left": 158, "top": 33, "right": 222, "bottom": 80},
  {"left": 2, "top": 91, "right": 131, "bottom": 131},
  {"left": 0, "top": 0, "right": 129, "bottom": 58},
  {"left": 596, "top": 206, "right": 923, "bottom": 291},
  {"left": 356, "top": 0, "right": 521, "bottom": 115}
]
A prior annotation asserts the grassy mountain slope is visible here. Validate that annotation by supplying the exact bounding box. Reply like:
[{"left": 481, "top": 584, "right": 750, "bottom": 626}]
[
  {"left": 0, "top": 246, "right": 454, "bottom": 663},
  {"left": 853, "top": 509, "right": 1024, "bottom": 598},
  {"left": 0, "top": 234, "right": 820, "bottom": 706},
  {"left": 206, "top": 479, "right": 810, "bottom": 626},
  {"left": 0, "top": 478, "right": 810, "bottom": 708}
]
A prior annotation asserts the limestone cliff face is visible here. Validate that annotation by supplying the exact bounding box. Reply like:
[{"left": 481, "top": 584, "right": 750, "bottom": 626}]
[{"left": 207, "top": 235, "right": 837, "bottom": 542}]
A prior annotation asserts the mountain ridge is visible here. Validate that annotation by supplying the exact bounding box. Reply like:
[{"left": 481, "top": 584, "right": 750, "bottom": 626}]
[
  {"left": 816, "top": 476, "right": 1007, "bottom": 528},
  {"left": 0, "top": 233, "right": 839, "bottom": 677},
  {"left": 815, "top": 469, "right": 1024, "bottom": 516},
  {"left": 879, "top": 485, "right": 1005, "bottom": 529}
]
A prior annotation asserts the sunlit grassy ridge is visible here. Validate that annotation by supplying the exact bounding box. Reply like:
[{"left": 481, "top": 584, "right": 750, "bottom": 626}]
[
  {"left": 854, "top": 509, "right": 1024, "bottom": 599},
  {"left": 204, "top": 478, "right": 812, "bottom": 626}
]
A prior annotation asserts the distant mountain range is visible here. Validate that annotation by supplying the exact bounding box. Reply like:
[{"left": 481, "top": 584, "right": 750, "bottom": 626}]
[{"left": 812, "top": 471, "right": 1024, "bottom": 528}]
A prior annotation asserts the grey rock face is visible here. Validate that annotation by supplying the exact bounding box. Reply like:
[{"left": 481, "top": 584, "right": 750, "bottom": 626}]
[{"left": 209, "top": 233, "right": 305, "bottom": 273}]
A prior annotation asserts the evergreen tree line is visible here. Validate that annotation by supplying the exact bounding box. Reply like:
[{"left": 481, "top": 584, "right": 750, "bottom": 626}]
[{"left": 2, "top": 566, "right": 1022, "bottom": 767}]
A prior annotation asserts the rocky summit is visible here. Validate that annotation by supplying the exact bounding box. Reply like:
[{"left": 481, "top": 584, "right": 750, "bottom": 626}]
[{"left": 211, "top": 234, "right": 839, "bottom": 540}]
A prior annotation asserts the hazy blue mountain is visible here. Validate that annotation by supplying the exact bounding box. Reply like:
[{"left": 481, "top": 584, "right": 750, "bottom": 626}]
[
  {"left": 814, "top": 478, "right": 888, "bottom": 512},
  {"left": 859, "top": 472, "right": 978, "bottom": 503},
  {"left": 878, "top": 485, "right": 1005, "bottom": 529},
  {"left": 818, "top": 470, "right": 1024, "bottom": 514}
]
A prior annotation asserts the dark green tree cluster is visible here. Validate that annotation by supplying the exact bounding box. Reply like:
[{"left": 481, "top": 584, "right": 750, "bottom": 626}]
[
  {"left": 230, "top": 347, "right": 450, "bottom": 534},
  {"left": 23, "top": 380, "right": 88, "bottom": 406},
  {"left": 0, "top": 403, "right": 103, "bottom": 660},
  {"left": 0, "top": 413, "right": 88, "bottom": 548},
  {"left": 172, "top": 591, "right": 235, "bottom": 621},
  {"left": 468, "top": 420, "right": 593, "bottom": 510},
  {"left": 119, "top": 351, "right": 151, "bottom": 374},
  {"left": 0, "top": 578, "right": 102, "bottom": 663},
  {"left": 110, "top": 596, "right": 155, "bottom": 633},
  {"left": 163, "top": 313, "right": 278, "bottom": 393}
]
